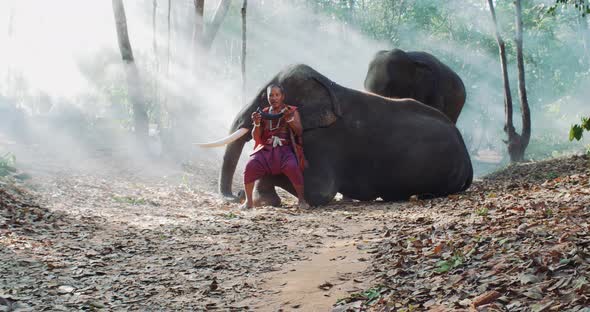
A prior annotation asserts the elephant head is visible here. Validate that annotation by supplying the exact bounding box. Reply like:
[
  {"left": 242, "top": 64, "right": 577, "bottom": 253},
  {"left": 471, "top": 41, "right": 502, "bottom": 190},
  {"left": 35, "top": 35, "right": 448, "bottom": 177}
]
[
  {"left": 364, "top": 49, "right": 436, "bottom": 103},
  {"left": 364, "top": 49, "right": 466, "bottom": 123},
  {"left": 208, "top": 65, "right": 342, "bottom": 200}
]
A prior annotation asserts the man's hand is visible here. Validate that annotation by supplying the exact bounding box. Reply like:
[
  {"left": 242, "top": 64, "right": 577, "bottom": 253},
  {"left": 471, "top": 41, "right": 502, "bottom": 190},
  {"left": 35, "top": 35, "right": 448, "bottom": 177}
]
[
  {"left": 284, "top": 107, "right": 295, "bottom": 121},
  {"left": 251, "top": 111, "right": 262, "bottom": 125}
]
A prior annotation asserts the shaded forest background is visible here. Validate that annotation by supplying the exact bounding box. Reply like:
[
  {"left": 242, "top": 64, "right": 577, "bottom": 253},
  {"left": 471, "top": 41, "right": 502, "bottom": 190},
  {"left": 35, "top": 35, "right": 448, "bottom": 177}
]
[{"left": 0, "top": 0, "right": 589, "bottom": 177}]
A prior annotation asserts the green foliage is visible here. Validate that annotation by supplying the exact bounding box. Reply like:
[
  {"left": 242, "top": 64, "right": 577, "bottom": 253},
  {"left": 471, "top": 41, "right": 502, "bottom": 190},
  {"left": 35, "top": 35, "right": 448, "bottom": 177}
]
[
  {"left": 0, "top": 153, "right": 31, "bottom": 180},
  {"left": 569, "top": 116, "right": 590, "bottom": 141},
  {"left": 434, "top": 253, "right": 464, "bottom": 274},
  {"left": 549, "top": 0, "right": 590, "bottom": 16},
  {"left": 475, "top": 207, "right": 489, "bottom": 216},
  {"left": 112, "top": 195, "right": 147, "bottom": 205},
  {"left": 338, "top": 285, "right": 389, "bottom": 306},
  {"left": 0, "top": 152, "right": 17, "bottom": 177}
]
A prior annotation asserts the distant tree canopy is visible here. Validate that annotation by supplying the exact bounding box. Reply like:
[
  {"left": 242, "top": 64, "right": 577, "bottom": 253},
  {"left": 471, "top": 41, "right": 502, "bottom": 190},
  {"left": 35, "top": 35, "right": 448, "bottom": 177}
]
[
  {"left": 3, "top": 0, "right": 589, "bottom": 160},
  {"left": 549, "top": 0, "right": 590, "bottom": 16},
  {"left": 308, "top": 0, "right": 590, "bottom": 159}
]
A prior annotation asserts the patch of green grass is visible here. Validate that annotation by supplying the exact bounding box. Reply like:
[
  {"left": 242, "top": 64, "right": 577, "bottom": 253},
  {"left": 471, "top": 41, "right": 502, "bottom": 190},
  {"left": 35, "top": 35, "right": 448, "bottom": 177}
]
[
  {"left": 0, "top": 152, "right": 17, "bottom": 177},
  {"left": 224, "top": 212, "right": 238, "bottom": 219},
  {"left": 434, "top": 253, "right": 464, "bottom": 274},
  {"left": 397, "top": 304, "right": 418, "bottom": 312},
  {"left": 337, "top": 285, "right": 389, "bottom": 306},
  {"left": 475, "top": 207, "right": 489, "bottom": 216},
  {"left": 544, "top": 207, "right": 554, "bottom": 218},
  {"left": 545, "top": 172, "right": 559, "bottom": 180},
  {"left": 113, "top": 195, "right": 147, "bottom": 205}
]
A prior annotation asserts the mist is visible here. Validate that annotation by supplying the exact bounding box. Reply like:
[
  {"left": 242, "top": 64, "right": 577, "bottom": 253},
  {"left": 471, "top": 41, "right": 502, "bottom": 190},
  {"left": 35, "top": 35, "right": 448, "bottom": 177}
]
[{"left": 0, "top": 0, "right": 589, "bottom": 189}]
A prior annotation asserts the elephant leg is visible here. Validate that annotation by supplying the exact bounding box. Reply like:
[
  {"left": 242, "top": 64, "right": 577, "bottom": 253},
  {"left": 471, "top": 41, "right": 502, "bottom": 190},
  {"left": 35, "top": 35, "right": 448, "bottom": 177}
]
[
  {"left": 269, "top": 173, "right": 337, "bottom": 207},
  {"left": 380, "top": 193, "right": 407, "bottom": 202},
  {"left": 336, "top": 193, "right": 354, "bottom": 203},
  {"left": 304, "top": 167, "right": 338, "bottom": 206},
  {"left": 271, "top": 174, "right": 297, "bottom": 197},
  {"left": 253, "top": 177, "right": 281, "bottom": 207}
]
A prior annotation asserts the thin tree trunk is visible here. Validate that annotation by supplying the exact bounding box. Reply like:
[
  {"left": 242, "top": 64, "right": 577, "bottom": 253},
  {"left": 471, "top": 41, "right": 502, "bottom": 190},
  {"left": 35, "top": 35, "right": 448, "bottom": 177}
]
[
  {"left": 167, "top": 0, "right": 171, "bottom": 75},
  {"left": 580, "top": 15, "right": 590, "bottom": 66},
  {"left": 152, "top": 0, "right": 161, "bottom": 130},
  {"left": 513, "top": 0, "right": 531, "bottom": 161},
  {"left": 8, "top": 4, "right": 15, "bottom": 37},
  {"left": 112, "top": 0, "right": 149, "bottom": 145},
  {"left": 241, "top": 0, "right": 248, "bottom": 101},
  {"left": 346, "top": 0, "right": 354, "bottom": 23},
  {"left": 6, "top": 3, "right": 15, "bottom": 95},
  {"left": 487, "top": 0, "right": 519, "bottom": 162},
  {"left": 192, "top": 0, "right": 205, "bottom": 69},
  {"left": 153, "top": 0, "right": 158, "bottom": 55},
  {"left": 202, "top": 0, "right": 231, "bottom": 50}
]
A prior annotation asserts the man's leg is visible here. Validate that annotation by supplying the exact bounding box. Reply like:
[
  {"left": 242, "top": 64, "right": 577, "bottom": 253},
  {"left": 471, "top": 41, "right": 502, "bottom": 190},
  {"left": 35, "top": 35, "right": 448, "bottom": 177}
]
[
  {"left": 241, "top": 182, "right": 255, "bottom": 209},
  {"left": 281, "top": 158, "right": 309, "bottom": 209},
  {"left": 242, "top": 156, "right": 267, "bottom": 209}
]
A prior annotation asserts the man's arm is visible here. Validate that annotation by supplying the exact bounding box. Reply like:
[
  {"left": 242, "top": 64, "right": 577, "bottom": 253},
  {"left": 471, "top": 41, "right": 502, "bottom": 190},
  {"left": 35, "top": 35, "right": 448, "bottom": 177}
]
[
  {"left": 286, "top": 109, "right": 303, "bottom": 137},
  {"left": 251, "top": 112, "right": 263, "bottom": 144},
  {"left": 252, "top": 123, "right": 262, "bottom": 142}
]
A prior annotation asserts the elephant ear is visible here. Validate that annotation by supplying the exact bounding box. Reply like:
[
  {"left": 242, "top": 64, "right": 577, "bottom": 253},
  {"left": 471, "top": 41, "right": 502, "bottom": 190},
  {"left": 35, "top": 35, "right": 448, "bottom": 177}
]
[
  {"left": 412, "top": 61, "right": 437, "bottom": 105},
  {"left": 278, "top": 67, "right": 341, "bottom": 130}
]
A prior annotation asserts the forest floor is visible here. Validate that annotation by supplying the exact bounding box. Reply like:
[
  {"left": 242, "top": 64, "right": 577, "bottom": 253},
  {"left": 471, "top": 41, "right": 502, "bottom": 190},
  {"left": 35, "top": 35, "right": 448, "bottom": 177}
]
[{"left": 0, "top": 152, "right": 589, "bottom": 311}]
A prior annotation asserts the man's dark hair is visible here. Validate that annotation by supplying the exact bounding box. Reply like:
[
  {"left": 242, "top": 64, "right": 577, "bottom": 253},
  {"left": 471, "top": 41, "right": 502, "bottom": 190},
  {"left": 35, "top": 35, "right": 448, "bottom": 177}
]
[{"left": 266, "top": 83, "right": 285, "bottom": 96}]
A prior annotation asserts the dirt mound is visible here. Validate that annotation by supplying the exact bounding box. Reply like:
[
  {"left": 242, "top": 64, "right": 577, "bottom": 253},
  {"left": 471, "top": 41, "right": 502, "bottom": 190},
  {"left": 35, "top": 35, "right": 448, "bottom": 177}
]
[
  {"left": 337, "top": 154, "right": 590, "bottom": 311},
  {"left": 483, "top": 154, "right": 588, "bottom": 185},
  {"left": 0, "top": 179, "right": 62, "bottom": 230}
]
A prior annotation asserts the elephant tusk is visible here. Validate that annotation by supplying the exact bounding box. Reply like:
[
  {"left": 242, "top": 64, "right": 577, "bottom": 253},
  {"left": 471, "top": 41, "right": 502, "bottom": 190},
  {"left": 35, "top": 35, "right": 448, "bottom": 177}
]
[{"left": 194, "top": 128, "right": 249, "bottom": 148}]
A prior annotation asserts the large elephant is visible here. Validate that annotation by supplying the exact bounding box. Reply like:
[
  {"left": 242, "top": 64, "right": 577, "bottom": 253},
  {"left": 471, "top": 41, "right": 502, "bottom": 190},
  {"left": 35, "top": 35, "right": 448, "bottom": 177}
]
[
  {"left": 210, "top": 64, "right": 472, "bottom": 206},
  {"left": 364, "top": 49, "right": 466, "bottom": 123}
]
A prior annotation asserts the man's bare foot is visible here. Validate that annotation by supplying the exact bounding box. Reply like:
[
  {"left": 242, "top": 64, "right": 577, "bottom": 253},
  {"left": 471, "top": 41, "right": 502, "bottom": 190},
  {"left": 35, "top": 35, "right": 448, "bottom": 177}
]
[
  {"left": 239, "top": 202, "right": 253, "bottom": 210},
  {"left": 298, "top": 201, "right": 310, "bottom": 209}
]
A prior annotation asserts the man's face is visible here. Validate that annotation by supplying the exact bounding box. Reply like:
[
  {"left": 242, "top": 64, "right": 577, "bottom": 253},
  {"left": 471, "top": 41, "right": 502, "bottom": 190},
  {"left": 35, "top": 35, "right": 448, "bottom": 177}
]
[{"left": 268, "top": 87, "right": 284, "bottom": 110}]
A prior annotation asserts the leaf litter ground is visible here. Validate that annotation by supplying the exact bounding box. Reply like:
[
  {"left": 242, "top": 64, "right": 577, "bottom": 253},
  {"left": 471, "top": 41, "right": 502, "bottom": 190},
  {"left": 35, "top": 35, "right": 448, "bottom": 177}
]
[{"left": 1, "top": 154, "right": 589, "bottom": 311}]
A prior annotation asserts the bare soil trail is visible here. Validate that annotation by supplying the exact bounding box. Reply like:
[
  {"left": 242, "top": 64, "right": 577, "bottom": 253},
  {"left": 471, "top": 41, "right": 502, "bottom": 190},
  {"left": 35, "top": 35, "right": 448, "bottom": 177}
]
[
  {"left": 0, "top": 154, "right": 395, "bottom": 311},
  {"left": 2, "top": 153, "right": 589, "bottom": 311}
]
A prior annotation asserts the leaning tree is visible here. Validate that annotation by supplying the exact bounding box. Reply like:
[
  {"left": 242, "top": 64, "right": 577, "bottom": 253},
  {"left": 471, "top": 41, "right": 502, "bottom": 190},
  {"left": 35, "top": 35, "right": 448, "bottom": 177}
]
[
  {"left": 487, "top": 0, "right": 531, "bottom": 162},
  {"left": 112, "top": 0, "right": 149, "bottom": 146}
]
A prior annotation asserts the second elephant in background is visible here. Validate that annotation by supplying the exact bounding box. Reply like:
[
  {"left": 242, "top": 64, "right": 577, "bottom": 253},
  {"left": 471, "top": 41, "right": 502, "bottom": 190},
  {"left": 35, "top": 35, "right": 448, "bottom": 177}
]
[{"left": 364, "top": 49, "right": 466, "bottom": 123}]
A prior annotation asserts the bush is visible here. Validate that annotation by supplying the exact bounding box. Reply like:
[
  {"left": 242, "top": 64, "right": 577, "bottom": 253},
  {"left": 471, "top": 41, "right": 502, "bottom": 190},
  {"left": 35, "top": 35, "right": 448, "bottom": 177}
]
[{"left": 569, "top": 116, "right": 590, "bottom": 141}]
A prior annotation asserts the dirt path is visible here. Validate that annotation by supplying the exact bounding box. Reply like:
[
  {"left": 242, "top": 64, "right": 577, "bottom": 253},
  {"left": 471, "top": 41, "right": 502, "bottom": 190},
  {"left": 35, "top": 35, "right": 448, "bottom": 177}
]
[
  {"left": 242, "top": 221, "right": 381, "bottom": 311},
  {"left": 4, "top": 152, "right": 590, "bottom": 311},
  {"left": 1, "top": 162, "right": 399, "bottom": 311}
]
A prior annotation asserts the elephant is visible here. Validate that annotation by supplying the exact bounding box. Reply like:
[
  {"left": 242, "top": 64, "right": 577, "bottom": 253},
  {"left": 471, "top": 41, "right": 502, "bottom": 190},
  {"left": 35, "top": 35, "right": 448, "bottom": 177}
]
[
  {"left": 364, "top": 49, "right": 466, "bottom": 124},
  {"left": 206, "top": 64, "right": 472, "bottom": 207}
]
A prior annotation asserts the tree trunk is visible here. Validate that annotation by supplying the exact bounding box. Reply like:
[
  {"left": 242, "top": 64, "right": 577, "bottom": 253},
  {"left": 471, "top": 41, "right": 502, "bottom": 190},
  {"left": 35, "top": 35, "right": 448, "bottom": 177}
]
[
  {"left": 512, "top": 0, "right": 531, "bottom": 162},
  {"left": 167, "top": 0, "right": 171, "bottom": 74},
  {"left": 191, "top": 0, "right": 205, "bottom": 70},
  {"left": 241, "top": 0, "right": 247, "bottom": 101},
  {"left": 580, "top": 14, "right": 590, "bottom": 67},
  {"left": 112, "top": 0, "right": 149, "bottom": 145},
  {"left": 152, "top": 0, "right": 161, "bottom": 130},
  {"left": 487, "top": 0, "right": 521, "bottom": 162},
  {"left": 8, "top": 4, "right": 15, "bottom": 37},
  {"left": 193, "top": 0, "right": 205, "bottom": 42},
  {"left": 346, "top": 0, "right": 354, "bottom": 23},
  {"left": 202, "top": 0, "right": 231, "bottom": 50}
]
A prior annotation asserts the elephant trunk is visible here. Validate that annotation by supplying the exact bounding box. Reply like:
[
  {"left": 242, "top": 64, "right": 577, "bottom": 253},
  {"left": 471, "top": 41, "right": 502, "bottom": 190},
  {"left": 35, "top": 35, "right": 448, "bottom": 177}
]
[{"left": 218, "top": 130, "right": 249, "bottom": 199}]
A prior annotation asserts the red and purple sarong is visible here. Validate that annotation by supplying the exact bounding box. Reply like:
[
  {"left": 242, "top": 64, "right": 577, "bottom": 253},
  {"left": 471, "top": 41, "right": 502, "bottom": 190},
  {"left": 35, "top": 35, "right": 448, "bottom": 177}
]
[
  {"left": 243, "top": 144, "right": 303, "bottom": 186},
  {"left": 243, "top": 107, "right": 304, "bottom": 187}
]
